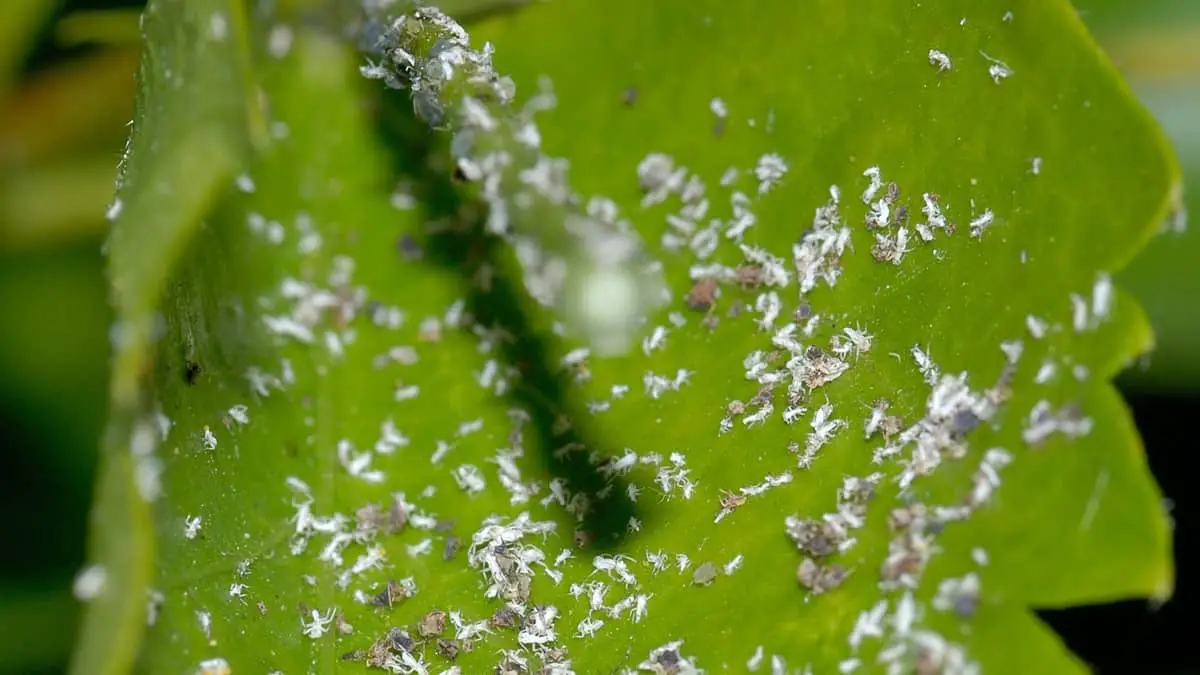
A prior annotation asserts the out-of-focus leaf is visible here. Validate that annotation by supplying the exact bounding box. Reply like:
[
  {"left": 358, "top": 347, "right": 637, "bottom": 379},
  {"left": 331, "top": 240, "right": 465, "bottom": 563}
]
[
  {"left": 0, "top": 47, "right": 137, "bottom": 169},
  {"left": 0, "top": 586, "right": 78, "bottom": 673},
  {"left": 0, "top": 0, "right": 57, "bottom": 99},
  {"left": 0, "top": 155, "right": 116, "bottom": 251},
  {"left": 55, "top": 10, "right": 143, "bottom": 48}
]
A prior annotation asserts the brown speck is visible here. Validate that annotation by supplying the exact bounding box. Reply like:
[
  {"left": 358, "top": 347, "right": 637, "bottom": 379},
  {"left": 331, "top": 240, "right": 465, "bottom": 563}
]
[
  {"left": 366, "top": 637, "right": 393, "bottom": 667},
  {"left": 734, "top": 264, "right": 765, "bottom": 289},
  {"left": 388, "top": 627, "right": 416, "bottom": 653},
  {"left": 490, "top": 606, "right": 520, "bottom": 630},
  {"left": 435, "top": 638, "right": 460, "bottom": 660},
  {"left": 371, "top": 579, "right": 410, "bottom": 608},
  {"left": 387, "top": 497, "right": 408, "bottom": 534},
  {"left": 686, "top": 277, "right": 718, "bottom": 312},
  {"left": 719, "top": 489, "right": 746, "bottom": 510},
  {"left": 796, "top": 558, "right": 847, "bottom": 595},
  {"left": 573, "top": 529, "right": 591, "bottom": 548},
  {"left": 418, "top": 610, "right": 447, "bottom": 638}
]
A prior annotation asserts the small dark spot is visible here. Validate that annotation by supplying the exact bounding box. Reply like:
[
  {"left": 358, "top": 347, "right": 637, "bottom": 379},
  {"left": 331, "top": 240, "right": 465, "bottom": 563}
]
[
  {"left": 954, "top": 594, "right": 979, "bottom": 618},
  {"left": 490, "top": 606, "right": 520, "bottom": 630},
  {"left": 397, "top": 233, "right": 423, "bottom": 261},
  {"left": 951, "top": 409, "right": 981, "bottom": 435},
  {"left": 621, "top": 86, "right": 638, "bottom": 106},
  {"left": 1060, "top": 401, "right": 1085, "bottom": 421},
  {"left": 655, "top": 648, "right": 681, "bottom": 669},
  {"left": 443, "top": 535, "right": 462, "bottom": 560},
  {"left": 794, "top": 303, "right": 813, "bottom": 321},
  {"left": 435, "top": 638, "right": 460, "bottom": 660},
  {"left": 886, "top": 181, "right": 900, "bottom": 202},
  {"left": 805, "top": 345, "right": 824, "bottom": 360},
  {"left": 388, "top": 627, "right": 416, "bottom": 653},
  {"left": 340, "top": 650, "right": 366, "bottom": 661},
  {"left": 452, "top": 163, "right": 473, "bottom": 182},
  {"left": 894, "top": 205, "right": 908, "bottom": 225},
  {"left": 713, "top": 118, "right": 726, "bottom": 137},
  {"left": 928, "top": 519, "right": 945, "bottom": 535},
  {"left": 184, "top": 360, "right": 202, "bottom": 385}
]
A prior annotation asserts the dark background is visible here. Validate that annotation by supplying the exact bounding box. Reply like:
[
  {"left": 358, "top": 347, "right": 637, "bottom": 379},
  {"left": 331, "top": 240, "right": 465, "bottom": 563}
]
[{"left": 0, "top": 0, "right": 1196, "bottom": 672}]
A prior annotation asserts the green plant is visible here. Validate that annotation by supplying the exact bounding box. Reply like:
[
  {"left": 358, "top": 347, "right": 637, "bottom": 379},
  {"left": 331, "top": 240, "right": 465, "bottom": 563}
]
[{"left": 76, "top": 0, "right": 1178, "bottom": 673}]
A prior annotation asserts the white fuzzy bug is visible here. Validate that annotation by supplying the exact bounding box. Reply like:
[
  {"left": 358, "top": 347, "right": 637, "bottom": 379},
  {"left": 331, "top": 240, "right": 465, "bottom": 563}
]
[
  {"left": 968, "top": 209, "right": 995, "bottom": 238},
  {"left": 1092, "top": 273, "right": 1113, "bottom": 325},
  {"left": 632, "top": 593, "right": 651, "bottom": 622},
  {"left": 642, "top": 325, "right": 668, "bottom": 355},
  {"left": 843, "top": 326, "right": 873, "bottom": 360},
  {"left": 743, "top": 403, "right": 774, "bottom": 427},
  {"left": 862, "top": 166, "right": 883, "bottom": 204},
  {"left": 301, "top": 608, "right": 336, "bottom": 639},
  {"left": 576, "top": 617, "right": 604, "bottom": 638},
  {"left": 782, "top": 405, "right": 807, "bottom": 425},
  {"left": 911, "top": 344, "right": 939, "bottom": 384},
  {"left": 928, "top": 49, "right": 952, "bottom": 71},
  {"left": 1026, "top": 314, "right": 1048, "bottom": 339}
]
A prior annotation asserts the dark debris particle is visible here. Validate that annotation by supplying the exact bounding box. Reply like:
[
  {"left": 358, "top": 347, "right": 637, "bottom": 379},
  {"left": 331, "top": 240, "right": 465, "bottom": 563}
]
[
  {"left": 797, "top": 558, "right": 848, "bottom": 595},
  {"left": 388, "top": 627, "right": 416, "bottom": 653},
  {"left": 495, "top": 658, "right": 528, "bottom": 675},
  {"left": 435, "top": 638, "right": 461, "bottom": 660},
  {"left": 184, "top": 360, "right": 202, "bottom": 385},
  {"left": 397, "top": 233, "right": 424, "bottom": 261},
  {"left": 417, "top": 610, "right": 447, "bottom": 638},
  {"left": 443, "top": 535, "right": 462, "bottom": 560},
  {"left": 621, "top": 86, "right": 638, "bottom": 106},
  {"left": 794, "top": 303, "right": 813, "bottom": 321},
  {"left": 341, "top": 649, "right": 366, "bottom": 662},
  {"left": 954, "top": 593, "right": 979, "bottom": 618},
  {"left": 371, "top": 579, "right": 410, "bottom": 608},
  {"left": 655, "top": 647, "right": 682, "bottom": 672},
  {"left": 490, "top": 606, "right": 520, "bottom": 630},
  {"left": 951, "top": 409, "right": 981, "bottom": 435},
  {"left": 685, "top": 277, "right": 718, "bottom": 312},
  {"left": 894, "top": 204, "right": 908, "bottom": 225}
]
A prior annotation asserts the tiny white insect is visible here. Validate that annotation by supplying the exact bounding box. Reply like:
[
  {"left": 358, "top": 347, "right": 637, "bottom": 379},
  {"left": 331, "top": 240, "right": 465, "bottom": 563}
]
[
  {"left": 1092, "top": 273, "right": 1113, "bottom": 324},
  {"left": 981, "top": 52, "right": 1014, "bottom": 84},
  {"left": 1025, "top": 314, "right": 1048, "bottom": 339},
  {"left": 301, "top": 607, "right": 337, "bottom": 639},
  {"left": 201, "top": 426, "right": 217, "bottom": 450},
  {"left": 227, "top": 405, "right": 249, "bottom": 425},
  {"left": 184, "top": 515, "right": 203, "bottom": 540},
  {"left": 782, "top": 405, "right": 807, "bottom": 425},
  {"left": 928, "top": 49, "right": 952, "bottom": 72},
  {"left": 228, "top": 583, "right": 248, "bottom": 600}
]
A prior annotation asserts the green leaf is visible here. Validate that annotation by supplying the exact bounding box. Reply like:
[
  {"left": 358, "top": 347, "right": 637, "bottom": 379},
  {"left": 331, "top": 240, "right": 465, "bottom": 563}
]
[{"left": 85, "top": 0, "right": 1176, "bottom": 673}]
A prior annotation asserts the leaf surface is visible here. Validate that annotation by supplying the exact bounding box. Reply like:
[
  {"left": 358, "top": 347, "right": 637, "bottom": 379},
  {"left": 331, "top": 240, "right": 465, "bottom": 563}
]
[{"left": 83, "top": 0, "right": 1177, "bottom": 673}]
